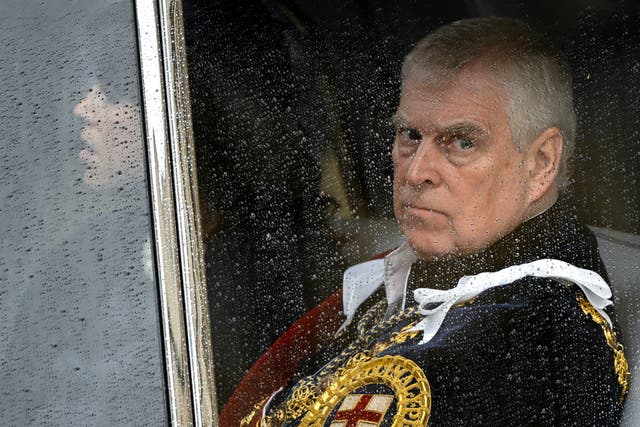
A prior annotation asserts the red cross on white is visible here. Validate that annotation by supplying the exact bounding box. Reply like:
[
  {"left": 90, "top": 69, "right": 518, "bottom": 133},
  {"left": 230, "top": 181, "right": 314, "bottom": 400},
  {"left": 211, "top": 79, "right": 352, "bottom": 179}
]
[{"left": 330, "top": 394, "right": 393, "bottom": 427}]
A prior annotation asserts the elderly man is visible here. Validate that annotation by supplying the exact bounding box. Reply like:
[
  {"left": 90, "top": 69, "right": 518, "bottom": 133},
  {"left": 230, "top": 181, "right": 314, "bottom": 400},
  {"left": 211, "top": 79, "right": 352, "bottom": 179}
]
[{"left": 239, "top": 17, "right": 628, "bottom": 426}]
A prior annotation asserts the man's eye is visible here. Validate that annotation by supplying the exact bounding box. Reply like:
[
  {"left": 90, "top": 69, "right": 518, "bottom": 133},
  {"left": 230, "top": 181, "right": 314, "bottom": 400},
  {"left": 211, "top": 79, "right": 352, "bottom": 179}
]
[
  {"left": 397, "top": 127, "right": 422, "bottom": 142},
  {"left": 407, "top": 128, "right": 422, "bottom": 141},
  {"left": 452, "top": 137, "right": 474, "bottom": 150}
]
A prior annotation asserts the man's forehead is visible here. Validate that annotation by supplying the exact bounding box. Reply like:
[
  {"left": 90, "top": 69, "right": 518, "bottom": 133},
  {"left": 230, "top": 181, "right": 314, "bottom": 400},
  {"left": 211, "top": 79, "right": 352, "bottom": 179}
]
[
  {"left": 395, "top": 67, "right": 507, "bottom": 131},
  {"left": 391, "top": 113, "right": 489, "bottom": 137},
  {"left": 402, "top": 66, "right": 505, "bottom": 100}
]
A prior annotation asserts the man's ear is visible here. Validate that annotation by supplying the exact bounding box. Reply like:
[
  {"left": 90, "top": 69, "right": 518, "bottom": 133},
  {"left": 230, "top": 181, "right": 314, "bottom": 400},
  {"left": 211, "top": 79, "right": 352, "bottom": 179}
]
[{"left": 525, "top": 127, "right": 563, "bottom": 205}]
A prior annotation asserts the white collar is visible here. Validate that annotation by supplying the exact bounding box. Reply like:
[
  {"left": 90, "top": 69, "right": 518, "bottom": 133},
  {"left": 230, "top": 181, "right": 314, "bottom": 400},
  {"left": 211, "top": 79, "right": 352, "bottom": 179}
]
[
  {"left": 337, "top": 242, "right": 612, "bottom": 343},
  {"left": 337, "top": 241, "right": 415, "bottom": 335}
]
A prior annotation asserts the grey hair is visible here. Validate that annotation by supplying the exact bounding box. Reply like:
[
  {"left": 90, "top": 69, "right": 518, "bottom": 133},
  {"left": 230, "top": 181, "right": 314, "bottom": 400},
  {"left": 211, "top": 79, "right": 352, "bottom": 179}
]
[{"left": 401, "top": 17, "right": 576, "bottom": 189}]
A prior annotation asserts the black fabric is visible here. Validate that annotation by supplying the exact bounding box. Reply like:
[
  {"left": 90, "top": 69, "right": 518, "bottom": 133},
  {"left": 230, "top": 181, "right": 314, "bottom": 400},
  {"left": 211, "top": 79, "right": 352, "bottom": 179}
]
[
  {"left": 406, "top": 198, "right": 610, "bottom": 297},
  {"left": 266, "top": 199, "right": 626, "bottom": 425}
]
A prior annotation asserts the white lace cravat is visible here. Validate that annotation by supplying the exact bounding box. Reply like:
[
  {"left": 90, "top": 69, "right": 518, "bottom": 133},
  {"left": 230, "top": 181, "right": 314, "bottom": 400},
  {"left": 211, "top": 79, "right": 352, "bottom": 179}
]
[{"left": 410, "top": 259, "right": 613, "bottom": 345}]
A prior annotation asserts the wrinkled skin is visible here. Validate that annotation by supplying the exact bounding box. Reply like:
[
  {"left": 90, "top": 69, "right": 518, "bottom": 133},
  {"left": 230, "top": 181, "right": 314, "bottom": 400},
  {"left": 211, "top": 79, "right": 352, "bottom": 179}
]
[{"left": 392, "top": 64, "right": 556, "bottom": 260}]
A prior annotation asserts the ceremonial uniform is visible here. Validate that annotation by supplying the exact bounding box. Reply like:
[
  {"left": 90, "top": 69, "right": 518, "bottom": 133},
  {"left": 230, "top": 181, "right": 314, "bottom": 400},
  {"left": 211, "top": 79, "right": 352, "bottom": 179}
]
[{"left": 247, "top": 201, "right": 628, "bottom": 426}]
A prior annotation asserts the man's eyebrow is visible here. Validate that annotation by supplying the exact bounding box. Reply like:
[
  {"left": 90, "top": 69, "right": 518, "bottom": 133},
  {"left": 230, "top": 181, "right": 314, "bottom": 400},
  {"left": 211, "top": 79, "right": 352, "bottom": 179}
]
[
  {"left": 439, "top": 122, "right": 488, "bottom": 138},
  {"left": 390, "top": 113, "right": 409, "bottom": 128},
  {"left": 390, "top": 116, "right": 487, "bottom": 137}
]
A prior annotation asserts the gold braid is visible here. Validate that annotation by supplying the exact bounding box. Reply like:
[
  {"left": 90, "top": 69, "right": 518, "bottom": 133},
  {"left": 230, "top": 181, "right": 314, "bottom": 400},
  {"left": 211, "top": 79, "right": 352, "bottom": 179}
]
[
  {"left": 576, "top": 292, "right": 630, "bottom": 402},
  {"left": 260, "top": 301, "right": 422, "bottom": 425}
]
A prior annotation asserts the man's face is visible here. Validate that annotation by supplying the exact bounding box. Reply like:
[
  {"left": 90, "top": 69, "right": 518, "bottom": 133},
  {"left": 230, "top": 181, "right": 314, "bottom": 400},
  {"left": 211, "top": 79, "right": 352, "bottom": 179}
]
[{"left": 392, "top": 65, "right": 533, "bottom": 260}]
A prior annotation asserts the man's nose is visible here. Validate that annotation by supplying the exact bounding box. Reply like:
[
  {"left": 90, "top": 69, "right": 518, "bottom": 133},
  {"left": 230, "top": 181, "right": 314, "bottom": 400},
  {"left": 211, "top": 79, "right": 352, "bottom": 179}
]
[{"left": 405, "top": 140, "right": 443, "bottom": 187}]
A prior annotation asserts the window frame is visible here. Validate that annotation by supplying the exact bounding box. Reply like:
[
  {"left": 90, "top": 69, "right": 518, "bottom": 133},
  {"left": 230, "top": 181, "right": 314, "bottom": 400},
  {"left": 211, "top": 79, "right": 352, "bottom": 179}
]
[{"left": 134, "top": 0, "right": 216, "bottom": 425}]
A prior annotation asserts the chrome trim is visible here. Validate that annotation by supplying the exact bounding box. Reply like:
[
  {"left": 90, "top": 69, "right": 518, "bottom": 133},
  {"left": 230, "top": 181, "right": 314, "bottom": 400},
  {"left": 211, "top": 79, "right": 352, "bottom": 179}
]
[
  {"left": 157, "top": 0, "right": 218, "bottom": 426},
  {"left": 134, "top": 0, "right": 195, "bottom": 425}
]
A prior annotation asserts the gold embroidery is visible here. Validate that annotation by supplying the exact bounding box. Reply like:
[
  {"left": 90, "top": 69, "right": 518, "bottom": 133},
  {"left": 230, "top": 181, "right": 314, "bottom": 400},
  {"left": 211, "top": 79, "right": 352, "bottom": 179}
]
[
  {"left": 298, "top": 353, "right": 431, "bottom": 427},
  {"left": 240, "top": 396, "right": 268, "bottom": 427},
  {"left": 576, "top": 292, "right": 630, "bottom": 401},
  {"left": 453, "top": 296, "right": 476, "bottom": 308},
  {"left": 264, "top": 308, "right": 422, "bottom": 425},
  {"left": 285, "top": 384, "right": 319, "bottom": 419},
  {"left": 368, "top": 320, "right": 422, "bottom": 356},
  {"left": 239, "top": 410, "right": 255, "bottom": 426},
  {"left": 390, "top": 321, "right": 421, "bottom": 345},
  {"left": 371, "top": 341, "right": 392, "bottom": 355}
]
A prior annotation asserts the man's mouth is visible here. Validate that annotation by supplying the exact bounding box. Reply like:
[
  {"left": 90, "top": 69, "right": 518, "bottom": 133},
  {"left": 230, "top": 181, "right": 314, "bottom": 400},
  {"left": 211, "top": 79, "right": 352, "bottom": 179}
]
[
  {"left": 404, "top": 204, "right": 444, "bottom": 213},
  {"left": 402, "top": 204, "right": 447, "bottom": 220}
]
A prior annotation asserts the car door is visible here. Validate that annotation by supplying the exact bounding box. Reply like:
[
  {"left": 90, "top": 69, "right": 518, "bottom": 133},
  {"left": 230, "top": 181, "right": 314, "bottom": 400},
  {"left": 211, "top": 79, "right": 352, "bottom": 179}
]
[
  {"left": 3, "top": 1, "right": 639, "bottom": 426},
  {"left": 0, "top": 0, "right": 216, "bottom": 425}
]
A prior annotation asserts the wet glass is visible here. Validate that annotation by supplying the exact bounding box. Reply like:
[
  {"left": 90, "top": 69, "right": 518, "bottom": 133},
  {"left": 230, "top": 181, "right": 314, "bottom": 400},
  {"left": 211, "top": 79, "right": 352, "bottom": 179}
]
[
  {"left": 0, "top": 1, "right": 167, "bottom": 424},
  {"left": 182, "top": 0, "right": 640, "bottom": 417}
]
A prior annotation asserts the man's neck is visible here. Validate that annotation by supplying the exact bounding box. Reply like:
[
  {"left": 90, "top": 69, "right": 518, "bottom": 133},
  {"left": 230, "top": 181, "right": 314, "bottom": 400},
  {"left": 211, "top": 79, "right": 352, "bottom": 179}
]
[{"left": 525, "top": 187, "right": 559, "bottom": 221}]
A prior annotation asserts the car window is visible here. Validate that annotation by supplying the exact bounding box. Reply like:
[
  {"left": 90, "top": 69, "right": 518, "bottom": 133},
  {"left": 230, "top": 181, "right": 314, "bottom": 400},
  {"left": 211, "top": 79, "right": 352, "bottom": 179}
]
[
  {"left": 182, "top": 0, "right": 640, "bottom": 416},
  {"left": 0, "top": 1, "right": 167, "bottom": 424}
]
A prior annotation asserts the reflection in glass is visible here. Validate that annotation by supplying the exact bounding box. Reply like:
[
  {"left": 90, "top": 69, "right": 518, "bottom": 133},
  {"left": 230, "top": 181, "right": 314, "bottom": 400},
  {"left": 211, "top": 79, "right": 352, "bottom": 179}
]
[
  {"left": 0, "top": 1, "right": 167, "bottom": 424},
  {"left": 74, "top": 83, "right": 144, "bottom": 191}
]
